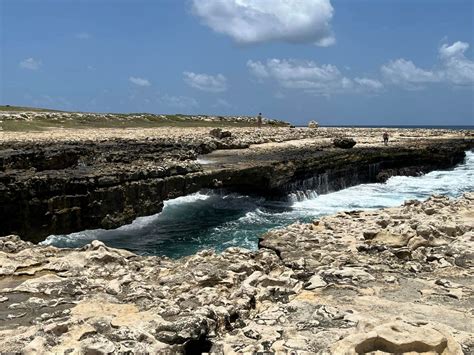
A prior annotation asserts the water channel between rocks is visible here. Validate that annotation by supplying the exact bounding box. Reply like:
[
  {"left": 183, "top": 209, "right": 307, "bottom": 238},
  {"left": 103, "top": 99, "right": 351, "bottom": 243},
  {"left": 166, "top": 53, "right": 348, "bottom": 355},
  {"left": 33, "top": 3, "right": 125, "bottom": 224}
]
[{"left": 42, "top": 150, "right": 474, "bottom": 258}]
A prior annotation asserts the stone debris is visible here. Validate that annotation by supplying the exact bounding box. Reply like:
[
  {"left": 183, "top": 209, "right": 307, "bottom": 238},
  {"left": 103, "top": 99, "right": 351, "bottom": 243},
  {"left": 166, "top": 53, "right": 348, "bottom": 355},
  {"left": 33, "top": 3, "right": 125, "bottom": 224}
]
[{"left": 0, "top": 193, "right": 473, "bottom": 353}]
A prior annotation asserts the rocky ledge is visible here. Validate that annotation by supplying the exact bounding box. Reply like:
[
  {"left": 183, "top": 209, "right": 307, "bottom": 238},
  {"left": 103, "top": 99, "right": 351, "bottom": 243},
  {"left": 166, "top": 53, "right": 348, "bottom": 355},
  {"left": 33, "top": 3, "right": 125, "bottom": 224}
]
[
  {"left": 1, "top": 126, "right": 472, "bottom": 241},
  {"left": 0, "top": 193, "right": 473, "bottom": 354}
]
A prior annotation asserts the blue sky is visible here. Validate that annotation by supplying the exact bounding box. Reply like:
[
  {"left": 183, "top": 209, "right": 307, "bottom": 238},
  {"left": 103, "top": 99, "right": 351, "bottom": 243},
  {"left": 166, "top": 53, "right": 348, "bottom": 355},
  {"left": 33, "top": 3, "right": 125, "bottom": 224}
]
[{"left": 1, "top": 0, "right": 473, "bottom": 125}]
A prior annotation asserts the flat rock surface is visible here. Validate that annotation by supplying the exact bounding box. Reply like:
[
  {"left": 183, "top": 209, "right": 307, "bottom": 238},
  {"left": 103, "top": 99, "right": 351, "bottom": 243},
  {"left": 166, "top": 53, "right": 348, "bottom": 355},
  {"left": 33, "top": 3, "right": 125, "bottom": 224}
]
[{"left": 0, "top": 193, "right": 473, "bottom": 354}]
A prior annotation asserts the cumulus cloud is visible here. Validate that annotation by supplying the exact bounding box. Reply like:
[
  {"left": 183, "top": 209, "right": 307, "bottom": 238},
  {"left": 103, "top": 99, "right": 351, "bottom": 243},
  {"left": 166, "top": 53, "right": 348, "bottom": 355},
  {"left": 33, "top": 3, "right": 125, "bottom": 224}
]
[
  {"left": 19, "top": 58, "right": 41, "bottom": 70},
  {"left": 381, "top": 41, "right": 474, "bottom": 88},
  {"left": 247, "top": 59, "right": 382, "bottom": 95},
  {"left": 438, "top": 41, "right": 474, "bottom": 85},
  {"left": 129, "top": 76, "right": 151, "bottom": 87},
  {"left": 354, "top": 77, "right": 384, "bottom": 91},
  {"left": 247, "top": 60, "right": 269, "bottom": 79},
  {"left": 183, "top": 71, "right": 227, "bottom": 92},
  {"left": 381, "top": 59, "right": 438, "bottom": 89},
  {"left": 191, "top": 0, "right": 335, "bottom": 46}
]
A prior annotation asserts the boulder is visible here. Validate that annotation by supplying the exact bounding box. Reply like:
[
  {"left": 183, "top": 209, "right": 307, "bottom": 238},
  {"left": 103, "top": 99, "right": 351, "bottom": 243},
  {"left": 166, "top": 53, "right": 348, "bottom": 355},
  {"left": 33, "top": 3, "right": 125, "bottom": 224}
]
[
  {"left": 333, "top": 137, "right": 356, "bottom": 149},
  {"left": 209, "top": 128, "right": 231, "bottom": 139},
  {"left": 308, "top": 121, "right": 319, "bottom": 128}
]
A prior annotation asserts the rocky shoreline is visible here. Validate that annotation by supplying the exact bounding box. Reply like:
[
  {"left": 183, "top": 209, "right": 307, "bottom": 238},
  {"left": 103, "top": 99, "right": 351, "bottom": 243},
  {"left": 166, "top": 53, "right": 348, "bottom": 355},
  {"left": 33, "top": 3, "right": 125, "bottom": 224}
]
[
  {"left": 1, "top": 126, "right": 473, "bottom": 241},
  {"left": 1, "top": 193, "right": 472, "bottom": 353}
]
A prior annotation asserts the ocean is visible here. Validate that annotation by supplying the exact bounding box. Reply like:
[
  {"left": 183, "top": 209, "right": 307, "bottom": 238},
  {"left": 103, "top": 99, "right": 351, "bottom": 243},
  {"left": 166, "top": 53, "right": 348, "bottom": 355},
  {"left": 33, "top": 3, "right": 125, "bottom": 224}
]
[{"left": 42, "top": 150, "right": 474, "bottom": 258}]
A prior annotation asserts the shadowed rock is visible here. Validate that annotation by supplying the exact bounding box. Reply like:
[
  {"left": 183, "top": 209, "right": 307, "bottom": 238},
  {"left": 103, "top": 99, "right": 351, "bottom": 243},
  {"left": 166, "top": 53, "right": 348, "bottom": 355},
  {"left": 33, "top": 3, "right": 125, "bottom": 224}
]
[{"left": 333, "top": 137, "right": 357, "bottom": 148}]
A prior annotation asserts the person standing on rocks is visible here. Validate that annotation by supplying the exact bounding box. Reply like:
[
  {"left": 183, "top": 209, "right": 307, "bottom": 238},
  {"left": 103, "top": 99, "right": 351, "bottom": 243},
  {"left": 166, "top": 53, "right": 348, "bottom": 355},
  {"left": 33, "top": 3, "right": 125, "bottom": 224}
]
[
  {"left": 383, "top": 132, "right": 389, "bottom": 145},
  {"left": 257, "top": 113, "right": 262, "bottom": 128}
]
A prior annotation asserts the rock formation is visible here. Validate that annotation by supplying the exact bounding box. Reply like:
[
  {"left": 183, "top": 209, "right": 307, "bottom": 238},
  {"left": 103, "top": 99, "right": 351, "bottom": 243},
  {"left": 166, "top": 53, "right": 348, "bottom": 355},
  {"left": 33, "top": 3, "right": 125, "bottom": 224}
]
[
  {"left": 1, "top": 126, "right": 472, "bottom": 241},
  {"left": 209, "top": 128, "right": 232, "bottom": 139},
  {"left": 0, "top": 193, "right": 472, "bottom": 353},
  {"left": 333, "top": 137, "right": 356, "bottom": 149}
]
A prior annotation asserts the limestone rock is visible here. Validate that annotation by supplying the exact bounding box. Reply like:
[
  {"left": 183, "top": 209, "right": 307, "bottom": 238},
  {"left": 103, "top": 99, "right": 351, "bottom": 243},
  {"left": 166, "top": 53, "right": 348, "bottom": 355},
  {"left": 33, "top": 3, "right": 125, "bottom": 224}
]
[
  {"left": 331, "top": 321, "right": 463, "bottom": 354},
  {"left": 209, "top": 128, "right": 232, "bottom": 139},
  {"left": 333, "top": 137, "right": 356, "bottom": 149},
  {"left": 0, "top": 190, "right": 473, "bottom": 353}
]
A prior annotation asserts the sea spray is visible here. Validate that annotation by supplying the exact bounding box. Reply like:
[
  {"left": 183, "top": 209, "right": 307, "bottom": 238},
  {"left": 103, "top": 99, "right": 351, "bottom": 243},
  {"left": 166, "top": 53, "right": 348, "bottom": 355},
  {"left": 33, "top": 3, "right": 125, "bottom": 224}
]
[{"left": 42, "top": 151, "right": 474, "bottom": 258}]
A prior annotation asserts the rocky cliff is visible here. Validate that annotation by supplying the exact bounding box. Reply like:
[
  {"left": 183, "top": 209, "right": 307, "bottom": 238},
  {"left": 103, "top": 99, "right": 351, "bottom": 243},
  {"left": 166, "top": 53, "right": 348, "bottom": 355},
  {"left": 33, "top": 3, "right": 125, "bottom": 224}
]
[
  {"left": 1, "top": 126, "right": 472, "bottom": 242},
  {"left": 0, "top": 193, "right": 472, "bottom": 353}
]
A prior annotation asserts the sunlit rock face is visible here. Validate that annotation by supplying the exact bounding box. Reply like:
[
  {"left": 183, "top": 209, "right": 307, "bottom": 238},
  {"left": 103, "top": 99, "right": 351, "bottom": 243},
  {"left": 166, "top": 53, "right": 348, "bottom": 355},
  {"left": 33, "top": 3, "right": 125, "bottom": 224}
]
[{"left": 0, "top": 193, "right": 473, "bottom": 353}]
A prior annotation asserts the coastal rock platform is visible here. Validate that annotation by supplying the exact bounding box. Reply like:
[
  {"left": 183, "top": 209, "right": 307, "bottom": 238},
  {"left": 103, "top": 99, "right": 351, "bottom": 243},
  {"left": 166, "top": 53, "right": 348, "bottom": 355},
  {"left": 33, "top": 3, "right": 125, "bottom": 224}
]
[
  {"left": 1, "top": 126, "right": 472, "bottom": 241},
  {"left": 0, "top": 193, "right": 473, "bottom": 353}
]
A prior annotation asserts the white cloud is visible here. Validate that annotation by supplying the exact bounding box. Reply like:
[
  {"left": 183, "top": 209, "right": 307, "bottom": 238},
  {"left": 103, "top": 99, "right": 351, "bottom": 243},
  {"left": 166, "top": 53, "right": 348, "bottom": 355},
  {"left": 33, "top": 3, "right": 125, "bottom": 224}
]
[
  {"left": 159, "top": 94, "right": 199, "bottom": 109},
  {"left": 247, "top": 59, "right": 382, "bottom": 95},
  {"left": 129, "top": 76, "right": 151, "bottom": 87},
  {"left": 183, "top": 71, "right": 227, "bottom": 92},
  {"left": 354, "top": 77, "right": 384, "bottom": 92},
  {"left": 381, "top": 41, "right": 474, "bottom": 88},
  {"left": 439, "top": 41, "right": 469, "bottom": 59},
  {"left": 191, "top": 0, "right": 334, "bottom": 46},
  {"left": 76, "top": 32, "right": 91, "bottom": 40},
  {"left": 438, "top": 41, "right": 474, "bottom": 85},
  {"left": 19, "top": 58, "right": 41, "bottom": 70},
  {"left": 381, "top": 59, "right": 438, "bottom": 89},
  {"left": 247, "top": 60, "right": 269, "bottom": 79}
]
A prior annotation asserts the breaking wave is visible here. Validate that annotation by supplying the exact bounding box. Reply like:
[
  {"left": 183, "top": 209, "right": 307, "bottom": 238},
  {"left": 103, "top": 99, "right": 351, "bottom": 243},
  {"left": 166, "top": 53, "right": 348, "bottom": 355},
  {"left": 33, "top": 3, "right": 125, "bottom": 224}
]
[{"left": 42, "top": 151, "right": 474, "bottom": 258}]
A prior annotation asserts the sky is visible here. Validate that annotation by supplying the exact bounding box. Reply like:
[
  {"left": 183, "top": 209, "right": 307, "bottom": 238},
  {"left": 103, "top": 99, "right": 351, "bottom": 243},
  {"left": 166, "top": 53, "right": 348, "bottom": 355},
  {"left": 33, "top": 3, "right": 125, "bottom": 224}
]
[{"left": 1, "top": 0, "right": 473, "bottom": 126}]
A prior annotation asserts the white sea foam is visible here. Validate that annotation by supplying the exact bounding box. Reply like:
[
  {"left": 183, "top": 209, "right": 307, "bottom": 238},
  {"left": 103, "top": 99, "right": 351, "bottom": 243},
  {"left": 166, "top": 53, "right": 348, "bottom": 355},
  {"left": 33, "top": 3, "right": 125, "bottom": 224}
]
[
  {"left": 196, "top": 158, "right": 214, "bottom": 165},
  {"left": 42, "top": 150, "right": 474, "bottom": 256},
  {"left": 292, "top": 150, "right": 474, "bottom": 215}
]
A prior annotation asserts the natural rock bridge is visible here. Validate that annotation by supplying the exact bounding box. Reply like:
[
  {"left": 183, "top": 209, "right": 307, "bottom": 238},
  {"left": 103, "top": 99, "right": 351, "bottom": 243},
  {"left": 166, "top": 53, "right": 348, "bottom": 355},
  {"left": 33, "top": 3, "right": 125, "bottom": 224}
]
[{"left": 1, "top": 130, "right": 472, "bottom": 242}]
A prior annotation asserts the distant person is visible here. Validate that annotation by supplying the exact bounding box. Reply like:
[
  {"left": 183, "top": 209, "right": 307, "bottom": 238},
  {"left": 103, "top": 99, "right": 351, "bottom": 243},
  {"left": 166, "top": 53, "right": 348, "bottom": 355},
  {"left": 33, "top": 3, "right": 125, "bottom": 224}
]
[
  {"left": 383, "top": 132, "right": 389, "bottom": 145},
  {"left": 257, "top": 113, "right": 262, "bottom": 128}
]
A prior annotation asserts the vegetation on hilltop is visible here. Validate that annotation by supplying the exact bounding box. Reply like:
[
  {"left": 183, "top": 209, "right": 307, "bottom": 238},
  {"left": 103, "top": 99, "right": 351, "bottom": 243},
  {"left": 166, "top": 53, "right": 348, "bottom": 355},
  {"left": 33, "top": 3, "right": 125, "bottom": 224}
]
[{"left": 0, "top": 106, "right": 289, "bottom": 131}]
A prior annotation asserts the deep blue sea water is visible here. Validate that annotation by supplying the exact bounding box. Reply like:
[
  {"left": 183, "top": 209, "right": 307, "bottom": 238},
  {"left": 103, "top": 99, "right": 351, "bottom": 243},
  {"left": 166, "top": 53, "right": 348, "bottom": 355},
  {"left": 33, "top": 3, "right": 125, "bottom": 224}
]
[{"left": 42, "top": 150, "right": 474, "bottom": 258}]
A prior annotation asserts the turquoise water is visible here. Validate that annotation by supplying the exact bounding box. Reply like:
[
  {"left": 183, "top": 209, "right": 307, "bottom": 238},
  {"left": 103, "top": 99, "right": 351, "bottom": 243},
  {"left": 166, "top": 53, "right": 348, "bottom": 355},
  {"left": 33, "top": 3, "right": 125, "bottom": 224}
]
[{"left": 42, "top": 151, "right": 474, "bottom": 258}]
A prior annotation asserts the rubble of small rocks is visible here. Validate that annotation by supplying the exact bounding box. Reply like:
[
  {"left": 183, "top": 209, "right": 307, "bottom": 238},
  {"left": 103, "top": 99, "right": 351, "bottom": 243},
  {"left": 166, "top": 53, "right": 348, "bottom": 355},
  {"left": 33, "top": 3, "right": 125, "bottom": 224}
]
[{"left": 0, "top": 193, "right": 472, "bottom": 353}]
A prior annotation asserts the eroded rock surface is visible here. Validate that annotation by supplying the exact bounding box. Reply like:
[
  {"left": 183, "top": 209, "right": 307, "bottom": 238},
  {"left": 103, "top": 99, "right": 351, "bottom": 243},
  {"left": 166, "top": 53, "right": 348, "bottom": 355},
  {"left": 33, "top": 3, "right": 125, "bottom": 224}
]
[
  {"left": 1, "top": 193, "right": 473, "bottom": 353},
  {"left": 333, "top": 137, "right": 356, "bottom": 149},
  {"left": 1, "top": 125, "right": 472, "bottom": 241}
]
